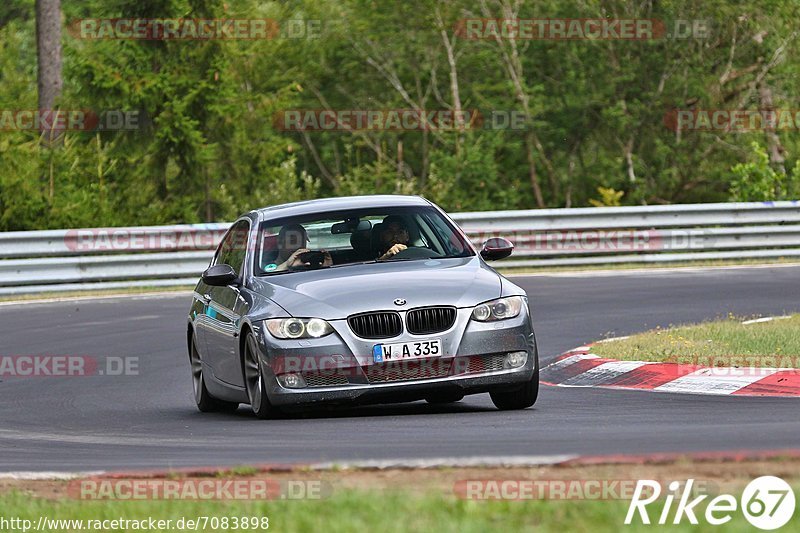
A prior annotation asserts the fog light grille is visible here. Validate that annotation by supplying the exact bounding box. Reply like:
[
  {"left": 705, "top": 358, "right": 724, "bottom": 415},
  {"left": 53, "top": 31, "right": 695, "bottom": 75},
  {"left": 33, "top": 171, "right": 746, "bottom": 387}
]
[
  {"left": 301, "top": 371, "right": 349, "bottom": 388},
  {"left": 460, "top": 354, "right": 507, "bottom": 374}
]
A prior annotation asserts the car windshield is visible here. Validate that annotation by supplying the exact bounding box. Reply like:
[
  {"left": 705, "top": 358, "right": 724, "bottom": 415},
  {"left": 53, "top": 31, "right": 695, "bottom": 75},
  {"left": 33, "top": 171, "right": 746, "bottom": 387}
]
[{"left": 255, "top": 206, "right": 474, "bottom": 275}]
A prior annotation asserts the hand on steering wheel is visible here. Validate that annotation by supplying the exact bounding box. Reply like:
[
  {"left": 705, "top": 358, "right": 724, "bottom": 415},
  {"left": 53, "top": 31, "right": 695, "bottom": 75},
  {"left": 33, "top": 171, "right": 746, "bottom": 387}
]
[{"left": 379, "top": 243, "right": 407, "bottom": 260}]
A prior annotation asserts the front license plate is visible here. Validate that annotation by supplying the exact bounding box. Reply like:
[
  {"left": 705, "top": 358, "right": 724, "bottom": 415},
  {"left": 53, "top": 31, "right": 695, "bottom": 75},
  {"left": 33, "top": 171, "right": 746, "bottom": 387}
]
[{"left": 372, "top": 340, "right": 441, "bottom": 363}]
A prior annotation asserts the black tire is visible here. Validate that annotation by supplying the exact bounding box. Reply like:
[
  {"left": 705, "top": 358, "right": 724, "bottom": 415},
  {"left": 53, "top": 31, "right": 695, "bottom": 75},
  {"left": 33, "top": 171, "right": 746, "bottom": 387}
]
[
  {"left": 190, "top": 336, "right": 239, "bottom": 413},
  {"left": 425, "top": 391, "right": 465, "bottom": 404},
  {"left": 489, "top": 359, "right": 539, "bottom": 411},
  {"left": 242, "top": 332, "right": 278, "bottom": 419}
]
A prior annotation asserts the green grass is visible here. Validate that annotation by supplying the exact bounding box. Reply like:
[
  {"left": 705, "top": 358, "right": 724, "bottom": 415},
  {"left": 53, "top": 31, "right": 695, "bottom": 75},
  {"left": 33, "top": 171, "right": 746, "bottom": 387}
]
[
  {"left": 0, "top": 286, "right": 191, "bottom": 303},
  {"left": 591, "top": 314, "right": 800, "bottom": 366},
  {"left": 0, "top": 487, "right": 784, "bottom": 532},
  {"left": 219, "top": 466, "right": 261, "bottom": 478}
]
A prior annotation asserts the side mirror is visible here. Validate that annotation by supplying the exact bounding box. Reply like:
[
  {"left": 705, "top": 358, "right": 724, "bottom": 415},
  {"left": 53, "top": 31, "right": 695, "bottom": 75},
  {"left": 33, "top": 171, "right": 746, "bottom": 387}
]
[
  {"left": 202, "top": 264, "right": 238, "bottom": 286},
  {"left": 480, "top": 237, "right": 514, "bottom": 261}
]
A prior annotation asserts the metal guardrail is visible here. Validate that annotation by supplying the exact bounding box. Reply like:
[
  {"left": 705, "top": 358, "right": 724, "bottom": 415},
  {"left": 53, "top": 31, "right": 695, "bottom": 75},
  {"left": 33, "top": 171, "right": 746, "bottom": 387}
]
[{"left": 1, "top": 201, "right": 798, "bottom": 295}]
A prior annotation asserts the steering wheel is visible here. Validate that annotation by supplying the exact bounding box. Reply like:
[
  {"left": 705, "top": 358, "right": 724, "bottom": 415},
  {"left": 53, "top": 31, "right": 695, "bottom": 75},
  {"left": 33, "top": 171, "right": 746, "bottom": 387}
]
[{"left": 391, "top": 246, "right": 442, "bottom": 260}]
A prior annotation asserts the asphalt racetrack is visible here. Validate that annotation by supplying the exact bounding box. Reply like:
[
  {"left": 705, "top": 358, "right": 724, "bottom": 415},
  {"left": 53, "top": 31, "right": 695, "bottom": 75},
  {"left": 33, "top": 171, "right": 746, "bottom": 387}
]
[{"left": 1, "top": 265, "right": 799, "bottom": 472}]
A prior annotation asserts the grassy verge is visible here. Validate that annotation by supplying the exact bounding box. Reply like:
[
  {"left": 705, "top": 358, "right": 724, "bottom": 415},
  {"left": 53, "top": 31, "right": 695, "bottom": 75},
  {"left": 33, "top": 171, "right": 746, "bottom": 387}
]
[
  {"left": 591, "top": 314, "right": 800, "bottom": 366},
  {"left": 0, "top": 286, "right": 191, "bottom": 303},
  {"left": 0, "top": 490, "right": 611, "bottom": 532},
  {"left": 2, "top": 458, "right": 798, "bottom": 532},
  {"left": 0, "top": 489, "right": 775, "bottom": 533}
]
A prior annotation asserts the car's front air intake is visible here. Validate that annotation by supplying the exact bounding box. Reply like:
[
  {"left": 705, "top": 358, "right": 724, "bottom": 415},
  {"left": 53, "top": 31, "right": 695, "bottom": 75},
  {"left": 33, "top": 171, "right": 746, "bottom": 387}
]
[
  {"left": 406, "top": 306, "right": 456, "bottom": 335},
  {"left": 365, "top": 360, "right": 452, "bottom": 383},
  {"left": 348, "top": 311, "right": 403, "bottom": 339}
]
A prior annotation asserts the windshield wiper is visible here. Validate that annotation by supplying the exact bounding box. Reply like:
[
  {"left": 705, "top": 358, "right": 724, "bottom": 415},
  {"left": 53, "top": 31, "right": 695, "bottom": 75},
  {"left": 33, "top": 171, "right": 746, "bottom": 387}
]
[
  {"left": 258, "top": 269, "right": 295, "bottom": 276},
  {"left": 328, "top": 260, "right": 379, "bottom": 268}
]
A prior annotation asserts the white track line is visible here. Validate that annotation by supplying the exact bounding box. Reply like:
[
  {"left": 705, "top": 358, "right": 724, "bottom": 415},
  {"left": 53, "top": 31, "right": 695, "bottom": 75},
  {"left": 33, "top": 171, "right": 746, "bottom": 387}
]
[
  {"left": 594, "top": 336, "right": 631, "bottom": 343},
  {"left": 310, "top": 455, "right": 578, "bottom": 470},
  {"left": 571, "top": 346, "right": 594, "bottom": 352},
  {"left": 741, "top": 315, "right": 792, "bottom": 325},
  {"left": 0, "top": 471, "right": 105, "bottom": 480}
]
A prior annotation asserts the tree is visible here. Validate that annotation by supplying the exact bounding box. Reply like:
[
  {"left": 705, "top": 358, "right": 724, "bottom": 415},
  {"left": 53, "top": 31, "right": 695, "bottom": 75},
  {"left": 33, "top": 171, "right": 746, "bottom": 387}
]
[
  {"left": 35, "top": 0, "right": 62, "bottom": 143},
  {"left": 35, "top": 0, "right": 62, "bottom": 203}
]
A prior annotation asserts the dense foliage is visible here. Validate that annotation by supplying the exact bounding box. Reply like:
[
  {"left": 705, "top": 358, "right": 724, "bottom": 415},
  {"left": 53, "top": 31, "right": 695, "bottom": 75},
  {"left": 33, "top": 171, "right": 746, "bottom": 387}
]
[{"left": 1, "top": 0, "right": 799, "bottom": 230}]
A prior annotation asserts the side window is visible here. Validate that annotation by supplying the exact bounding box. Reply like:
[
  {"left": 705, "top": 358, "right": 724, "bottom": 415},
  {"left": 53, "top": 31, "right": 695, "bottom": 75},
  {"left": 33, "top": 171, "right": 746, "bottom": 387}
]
[
  {"left": 214, "top": 220, "right": 250, "bottom": 277},
  {"left": 421, "top": 213, "right": 468, "bottom": 256}
]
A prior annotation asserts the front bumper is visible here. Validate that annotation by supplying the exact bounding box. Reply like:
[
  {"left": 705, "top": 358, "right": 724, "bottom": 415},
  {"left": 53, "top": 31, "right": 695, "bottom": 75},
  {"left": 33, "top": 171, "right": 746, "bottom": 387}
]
[{"left": 252, "top": 304, "right": 537, "bottom": 407}]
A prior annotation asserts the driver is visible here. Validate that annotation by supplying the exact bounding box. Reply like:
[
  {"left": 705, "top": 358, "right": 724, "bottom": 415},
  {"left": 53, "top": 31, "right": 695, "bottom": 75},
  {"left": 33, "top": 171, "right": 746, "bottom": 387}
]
[
  {"left": 265, "top": 223, "right": 332, "bottom": 272},
  {"left": 376, "top": 215, "right": 410, "bottom": 260}
]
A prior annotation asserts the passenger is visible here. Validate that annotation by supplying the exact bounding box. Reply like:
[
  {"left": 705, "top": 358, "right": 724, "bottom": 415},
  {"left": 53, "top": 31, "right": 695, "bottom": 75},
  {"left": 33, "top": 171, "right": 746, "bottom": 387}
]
[{"left": 264, "top": 223, "right": 331, "bottom": 272}]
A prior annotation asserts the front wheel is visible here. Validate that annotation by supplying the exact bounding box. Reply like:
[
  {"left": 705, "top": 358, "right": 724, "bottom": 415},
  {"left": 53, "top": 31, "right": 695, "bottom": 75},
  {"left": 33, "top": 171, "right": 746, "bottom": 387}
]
[
  {"left": 490, "top": 361, "right": 539, "bottom": 411},
  {"left": 190, "top": 336, "right": 238, "bottom": 413},
  {"left": 243, "top": 332, "right": 278, "bottom": 419}
]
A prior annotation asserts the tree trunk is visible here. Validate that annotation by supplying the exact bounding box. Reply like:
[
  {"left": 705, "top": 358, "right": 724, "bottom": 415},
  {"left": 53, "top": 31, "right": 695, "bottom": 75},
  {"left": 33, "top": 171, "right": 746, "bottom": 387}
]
[
  {"left": 479, "top": 0, "right": 554, "bottom": 208},
  {"left": 438, "top": 9, "right": 464, "bottom": 151},
  {"left": 204, "top": 167, "right": 213, "bottom": 222},
  {"left": 397, "top": 140, "right": 404, "bottom": 179},
  {"left": 525, "top": 132, "right": 545, "bottom": 208},
  {"left": 36, "top": 0, "right": 63, "bottom": 146},
  {"left": 758, "top": 83, "right": 786, "bottom": 177}
]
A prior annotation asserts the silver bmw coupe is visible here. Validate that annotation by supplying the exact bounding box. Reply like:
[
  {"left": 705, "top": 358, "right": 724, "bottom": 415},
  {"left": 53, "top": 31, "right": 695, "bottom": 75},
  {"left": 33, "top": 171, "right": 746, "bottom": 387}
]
[{"left": 187, "top": 195, "right": 538, "bottom": 418}]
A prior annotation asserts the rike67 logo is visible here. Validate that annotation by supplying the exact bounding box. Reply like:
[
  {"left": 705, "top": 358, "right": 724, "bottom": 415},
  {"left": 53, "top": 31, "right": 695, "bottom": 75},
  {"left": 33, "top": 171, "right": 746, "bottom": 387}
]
[{"left": 626, "top": 476, "right": 795, "bottom": 530}]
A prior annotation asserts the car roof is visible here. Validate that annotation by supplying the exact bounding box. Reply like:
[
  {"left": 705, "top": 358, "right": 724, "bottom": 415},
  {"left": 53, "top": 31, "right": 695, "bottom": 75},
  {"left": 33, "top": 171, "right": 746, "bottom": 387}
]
[{"left": 249, "top": 195, "right": 432, "bottom": 221}]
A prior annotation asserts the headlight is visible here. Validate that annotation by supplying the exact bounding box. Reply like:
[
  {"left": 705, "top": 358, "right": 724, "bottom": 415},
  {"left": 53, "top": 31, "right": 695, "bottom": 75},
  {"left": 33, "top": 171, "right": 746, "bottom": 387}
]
[
  {"left": 265, "top": 318, "right": 334, "bottom": 339},
  {"left": 471, "top": 296, "right": 524, "bottom": 322}
]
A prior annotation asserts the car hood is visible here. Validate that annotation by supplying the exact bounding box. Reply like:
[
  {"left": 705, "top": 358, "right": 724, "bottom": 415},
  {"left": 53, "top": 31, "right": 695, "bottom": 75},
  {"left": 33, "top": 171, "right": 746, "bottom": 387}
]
[{"left": 249, "top": 257, "right": 501, "bottom": 319}]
